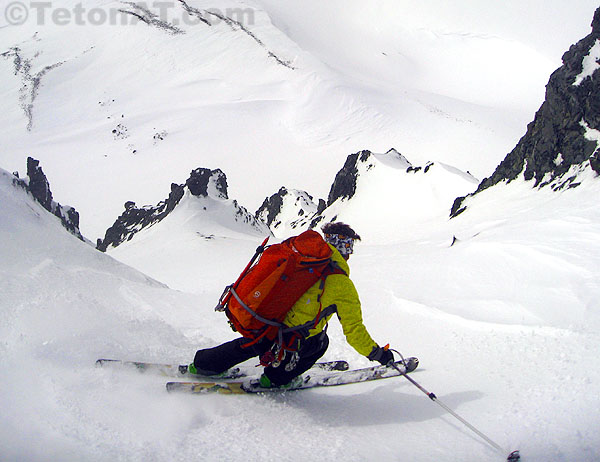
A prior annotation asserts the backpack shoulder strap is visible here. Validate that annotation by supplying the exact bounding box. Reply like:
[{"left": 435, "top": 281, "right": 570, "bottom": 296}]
[{"left": 327, "top": 259, "right": 347, "bottom": 276}]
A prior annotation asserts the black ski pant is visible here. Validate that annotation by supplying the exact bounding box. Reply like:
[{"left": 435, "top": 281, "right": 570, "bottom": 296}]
[{"left": 194, "top": 331, "right": 329, "bottom": 386}]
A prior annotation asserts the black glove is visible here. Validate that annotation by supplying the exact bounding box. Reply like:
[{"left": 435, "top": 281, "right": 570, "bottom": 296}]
[{"left": 368, "top": 345, "right": 394, "bottom": 366}]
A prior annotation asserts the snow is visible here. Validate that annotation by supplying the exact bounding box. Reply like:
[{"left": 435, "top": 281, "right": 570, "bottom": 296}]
[
  {"left": 311, "top": 152, "right": 479, "bottom": 243},
  {"left": 574, "top": 39, "right": 600, "bottom": 85},
  {"left": 581, "top": 118, "right": 600, "bottom": 151},
  {"left": 258, "top": 187, "right": 321, "bottom": 238},
  {"left": 2, "top": 1, "right": 600, "bottom": 461},
  {"left": 2, "top": 155, "right": 600, "bottom": 461},
  {"left": 1, "top": 0, "right": 598, "bottom": 239}
]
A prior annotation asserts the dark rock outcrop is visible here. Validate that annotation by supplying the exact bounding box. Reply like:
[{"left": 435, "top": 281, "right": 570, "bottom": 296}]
[
  {"left": 26, "top": 157, "right": 53, "bottom": 210},
  {"left": 96, "top": 182, "right": 185, "bottom": 251},
  {"left": 256, "top": 186, "right": 287, "bottom": 228},
  {"left": 256, "top": 186, "right": 323, "bottom": 234},
  {"left": 186, "top": 167, "right": 228, "bottom": 199},
  {"left": 13, "top": 157, "right": 83, "bottom": 240},
  {"left": 327, "top": 150, "right": 372, "bottom": 206},
  {"left": 451, "top": 8, "right": 600, "bottom": 217},
  {"left": 96, "top": 167, "right": 266, "bottom": 251}
]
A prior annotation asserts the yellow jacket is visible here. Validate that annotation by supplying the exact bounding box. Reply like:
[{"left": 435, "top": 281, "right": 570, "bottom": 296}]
[{"left": 283, "top": 244, "right": 378, "bottom": 357}]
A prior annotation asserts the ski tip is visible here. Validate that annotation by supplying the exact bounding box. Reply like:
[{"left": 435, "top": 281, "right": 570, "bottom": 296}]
[{"left": 507, "top": 450, "right": 520, "bottom": 461}]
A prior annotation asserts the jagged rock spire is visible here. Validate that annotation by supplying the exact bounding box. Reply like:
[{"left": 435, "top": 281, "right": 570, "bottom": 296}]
[
  {"left": 451, "top": 7, "right": 600, "bottom": 217},
  {"left": 13, "top": 157, "right": 83, "bottom": 240}
]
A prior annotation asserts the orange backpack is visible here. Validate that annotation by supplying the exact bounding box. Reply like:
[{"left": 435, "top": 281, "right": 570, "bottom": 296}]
[{"left": 215, "top": 230, "right": 345, "bottom": 351}]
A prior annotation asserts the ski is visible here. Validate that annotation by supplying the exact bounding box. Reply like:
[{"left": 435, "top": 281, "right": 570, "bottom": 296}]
[
  {"left": 95, "top": 358, "right": 349, "bottom": 379},
  {"left": 166, "top": 357, "right": 418, "bottom": 395}
]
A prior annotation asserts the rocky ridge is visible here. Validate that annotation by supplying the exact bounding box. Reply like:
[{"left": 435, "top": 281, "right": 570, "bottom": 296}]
[
  {"left": 256, "top": 187, "right": 326, "bottom": 237},
  {"left": 12, "top": 157, "right": 83, "bottom": 240},
  {"left": 451, "top": 7, "right": 600, "bottom": 217},
  {"left": 258, "top": 148, "right": 473, "bottom": 237},
  {"left": 96, "top": 167, "right": 266, "bottom": 251}
]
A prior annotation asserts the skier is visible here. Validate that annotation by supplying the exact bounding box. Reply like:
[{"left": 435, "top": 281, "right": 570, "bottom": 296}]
[{"left": 190, "top": 222, "right": 394, "bottom": 388}]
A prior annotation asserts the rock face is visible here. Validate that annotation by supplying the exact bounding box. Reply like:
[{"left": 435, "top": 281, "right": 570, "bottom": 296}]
[
  {"left": 185, "top": 167, "right": 228, "bottom": 199},
  {"left": 256, "top": 148, "right": 476, "bottom": 240},
  {"left": 451, "top": 7, "right": 600, "bottom": 217},
  {"left": 255, "top": 186, "right": 324, "bottom": 236},
  {"left": 97, "top": 167, "right": 266, "bottom": 251},
  {"left": 327, "top": 150, "right": 372, "bottom": 206},
  {"left": 256, "top": 187, "right": 287, "bottom": 228},
  {"left": 255, "top": 151, "right": 377, "bottom": 235},
  {"left": 96, "top": 182, "right": 185, "bottom": 251},
  {"left": 13, "top": 157, "right": 83, "bottom": 240}
]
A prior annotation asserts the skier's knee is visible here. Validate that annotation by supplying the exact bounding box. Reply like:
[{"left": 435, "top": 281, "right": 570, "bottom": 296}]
[{"left": 193, "top": 349, "right": 225, "bottom": 375}]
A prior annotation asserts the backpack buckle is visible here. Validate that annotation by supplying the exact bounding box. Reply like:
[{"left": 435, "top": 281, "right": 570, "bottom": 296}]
[
  {"left": 259, "top": 350, "right": 275, "bottom": 367},
  {"left": 259, "top": 343, "right": 284, "bottom": 367}
]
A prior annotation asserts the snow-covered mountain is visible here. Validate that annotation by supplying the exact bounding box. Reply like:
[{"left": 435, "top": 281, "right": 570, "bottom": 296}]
[
  {"left": 1, "top": 0, "right": 598, "bottom": 239},
  {"left": 313, "top": 150, "right": 479, "bottom": 242},
  {"left": 452, "top": 8, "right": 600, "bottom": 217},
  {"left": 97, "top": 166, "right": 269, "bottom": 252},
  {"left": 256, "top": 186, "right": 325, "bottom": 237},
  {"left": 260, "top": 149, "right": 478, "bottom": 241},
  {"left": 98, "top": 166, "right": 271, "bottom": 290}
]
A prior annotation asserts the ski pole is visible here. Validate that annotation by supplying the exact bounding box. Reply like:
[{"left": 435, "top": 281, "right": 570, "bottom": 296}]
[{"left": 388, "top": 357, "right": 520, "bottom": 462}]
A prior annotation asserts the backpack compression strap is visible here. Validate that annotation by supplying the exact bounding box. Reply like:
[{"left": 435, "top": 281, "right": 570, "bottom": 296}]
[
  {"left": 214, "top": 237, "right": 270, "bottom": 313},
  {"left": 229, "top": 286, "right": 284, "bottom": 329},
  {"left": 234, "top": 258, "right": 346, "bottom": 349},
  {"left": 276, "top": 260, "right": 346, "bottom": 349}
]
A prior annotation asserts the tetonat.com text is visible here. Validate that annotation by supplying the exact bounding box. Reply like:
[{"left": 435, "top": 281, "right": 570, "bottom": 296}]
[{"left": 3, "top": 2, "right": 255, "bottom": 27}]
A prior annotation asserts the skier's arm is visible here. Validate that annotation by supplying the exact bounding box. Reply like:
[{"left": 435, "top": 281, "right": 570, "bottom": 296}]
[{"left": 322, "top": 274, "right": 378, "bottom": 357}]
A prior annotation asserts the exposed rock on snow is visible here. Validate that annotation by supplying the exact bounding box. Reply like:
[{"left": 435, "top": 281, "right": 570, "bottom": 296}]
[
  {"left": 452, "top": 7, "right": 600, "bottom": 217},
  {"left": 260, "top": 148, "right": 477, "bottom": 240},
  {"left": 0, "top": 47, "right": 65, "bottom": 131},
  {"left": 185, "top": 168, "right": 228, "bottom": 199},
  {"left": 96, "top": 182, "right": 185, "bottom": 251},
  {"left": 255, "top": 186, "right": 324, "bottom": 237},
  {"left": 118, "top": 2, "right": 185, "bottom": 35},
  {"left": 97, "top": 167, "right": 268, "bottom": 251},
  {"left": 12, "top": 157, "right": 83, "bottom": 240}
]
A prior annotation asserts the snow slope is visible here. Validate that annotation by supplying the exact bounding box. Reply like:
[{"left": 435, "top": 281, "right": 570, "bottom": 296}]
[
  {"left": 313, "top": 151, "right": 480, "bottom": 242},
  {"left": 106, "top": 149, "right": 480, "bottom": 288},
  {"left": 108, "top": 188, "right": 271, "bottom": 291},
  {"left": 2, "top": 2, "right": 600, "bottom": 461},
  {"left": 1, "top": 0, "right": 598, "bottom": 239},
  {"left": 2, "top": 161, "right": 600, "bottom": 461}
]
